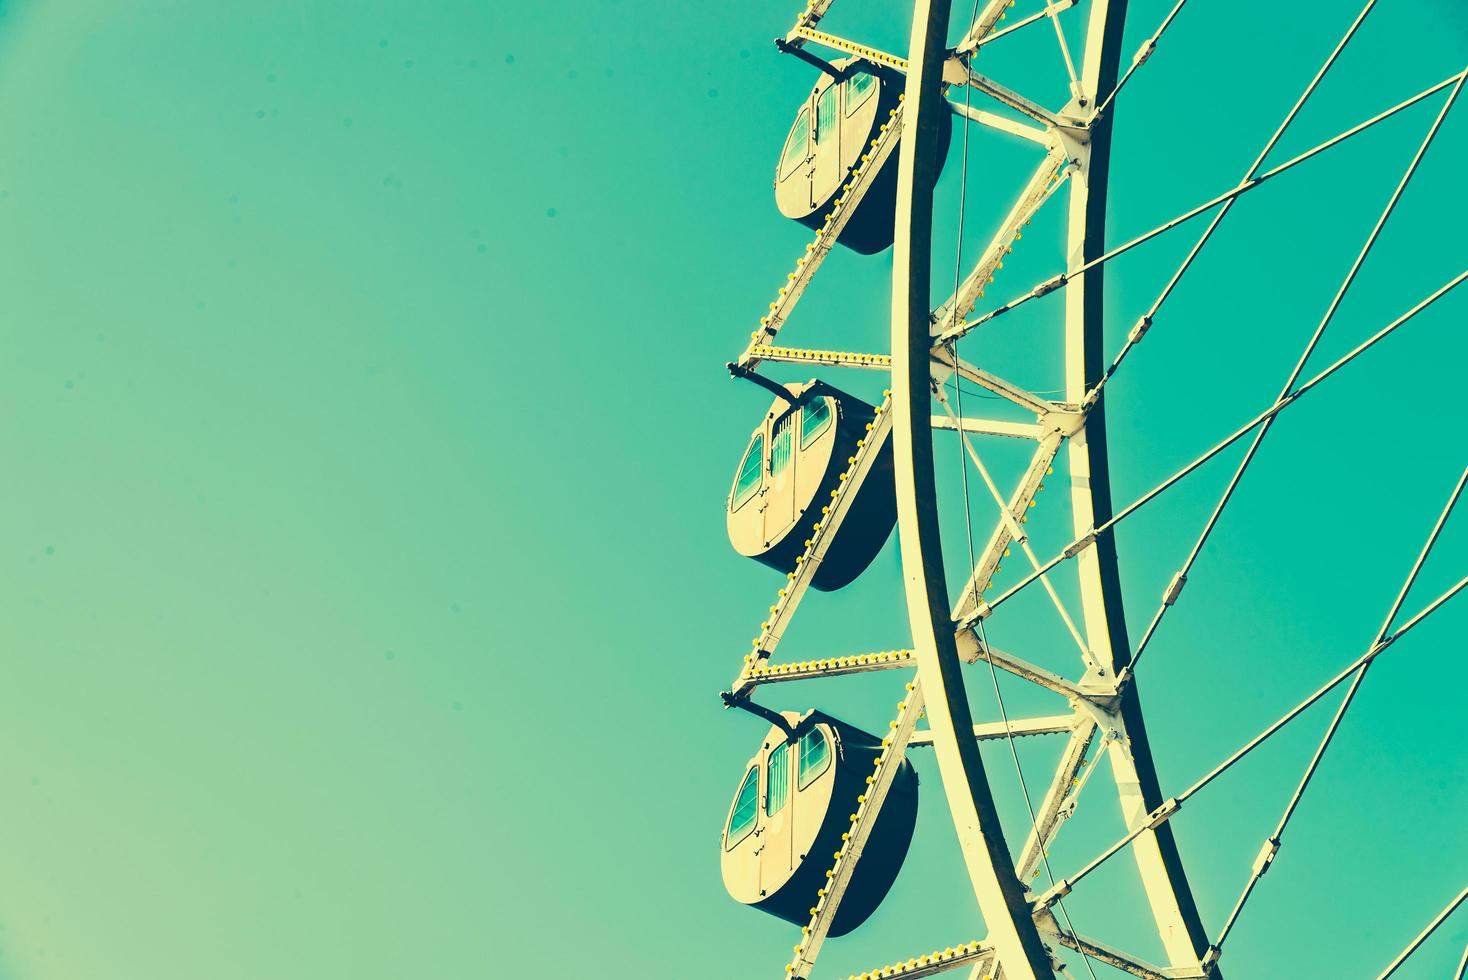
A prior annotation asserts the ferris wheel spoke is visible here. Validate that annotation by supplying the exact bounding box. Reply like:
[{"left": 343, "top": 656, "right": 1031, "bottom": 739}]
[
  {"left": 1374, "top": 881, "right": 1468, "bottom": 980},
  {"left": 1122, "top": 64, "right": 1466, "bottom": 683},
  {"left": 972, "top": 268, "right": 1468, "bottom": 626},
  {"left": 938, "top": 69, "right": 1465, "bottom": 347},
  {"left": 1201, "top": 465, "right": 1467, "bottom": 970},
  {"left": 1032, "top": 569, "right": 1468, "bottom": 915},
  {"left": 1092, "top": 0, "right": 1378, "bottom": 403},
  {"left": 1092, "top": 0, "right": 1194, "bottom": 117},
  {"left": 934, "top": 415, "right": 1047, "bottom": 441}
]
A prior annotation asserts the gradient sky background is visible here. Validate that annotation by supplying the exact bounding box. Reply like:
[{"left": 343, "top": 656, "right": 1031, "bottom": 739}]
[{"left": 0, "top": 1, "right": 1465, "bottom": 978}]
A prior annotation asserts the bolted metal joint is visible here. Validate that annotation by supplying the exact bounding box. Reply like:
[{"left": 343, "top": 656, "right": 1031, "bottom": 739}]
[
  {"left": 1162, "top": 571, "right": 1188, "bottom": 606},
  {"left": 1127, "top": 313, "right": 1153, "bottom": 345},
  {"left": 1063, "top": 531, "right": 1097, "bottom": 559},
  {"left": 1252, "top": 837, "right": 1281, "bottom": 877},
  {"left": 1031, "top": 273, "right": 1067, "bottom": 299}
]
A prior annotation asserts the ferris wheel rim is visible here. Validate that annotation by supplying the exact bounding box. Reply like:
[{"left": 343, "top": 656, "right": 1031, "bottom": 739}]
[{"left": 889, "top": 0, "right": 1214, "bottom": 976}]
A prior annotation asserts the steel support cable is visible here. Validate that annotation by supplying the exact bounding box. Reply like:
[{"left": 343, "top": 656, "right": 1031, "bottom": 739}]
[
  {"left": 935, "top": 71, "right": 1462, "bottom": 347},
  {"left": 1032, "top": 570, "right": 1468, "bottom": 911},
  {"left": 1375, "top": 882, "right": 1468, "bottom": 979},
  {"left": 1456, "top": 939, "right": 1468, "bottom": 980},
  {"left": 1121, "top": 63, "right": 1468, "bottom": 684},
  {"left": 949, "top": 4, "right": 1095, "bottom": 974},
  {"left": 1204, "top": 464, "right": 1468, "bottom": 967},
  {"left": 1095, "top": 0, "right": 1378, "bottom": 398},
  {"left": 965, "top": 268, "right": 1468, "bottom": 626},
  {"left": 1092, "top": 0, "right": 1189, "bottom": 117}
]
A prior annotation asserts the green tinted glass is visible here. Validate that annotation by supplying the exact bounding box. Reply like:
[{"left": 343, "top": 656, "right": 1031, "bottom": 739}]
[
  {"left": 800, "top": 398, "right": 832, "bottom": 449},
  {"left": 815, "top": 85, "right": 838, "bottom": 144},
  {"left": 771, "top": 414, "right": 793, "bottom": 476},
  {"left": 779, "top": 109, "right": 810, "bottom": 179},
  {"left": 766, "top": 744, "right": 790, "bottom": 816},
  {"left": 733, "top": 433, "right": 764, "bottom": 508},
  {"left": 845, "top": 72, "right": 876, "bottom": 115},
  {"left": 797, "top": 728, "right": 830, "bottom": 788},
  {"left": 727, "top": 767, "right": 759, "bottom": 845}
]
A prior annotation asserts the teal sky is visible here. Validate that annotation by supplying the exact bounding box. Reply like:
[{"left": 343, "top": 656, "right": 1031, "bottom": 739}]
[{"left": 0, "top": 1, "right": 1464, "bottom": 978}]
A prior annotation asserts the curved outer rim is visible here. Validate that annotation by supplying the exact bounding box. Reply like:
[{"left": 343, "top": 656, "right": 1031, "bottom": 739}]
[{"left": 892, "top": 0, "right": 1217, "bottom": 975}]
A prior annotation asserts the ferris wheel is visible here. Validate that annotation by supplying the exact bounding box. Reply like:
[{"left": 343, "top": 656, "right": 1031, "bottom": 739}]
[{"left": 712, "top": 1, "right": 1468, "bottom": 977}]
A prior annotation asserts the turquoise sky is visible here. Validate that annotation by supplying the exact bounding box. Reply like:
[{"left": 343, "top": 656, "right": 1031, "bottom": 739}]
[{"left": 0, "top": 1, "right": 1464, "bottom": 977}]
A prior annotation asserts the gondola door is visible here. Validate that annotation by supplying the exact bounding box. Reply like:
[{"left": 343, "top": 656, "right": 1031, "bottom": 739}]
[
  {"left": 810, "top": 81, "right": 841, "bottom": 209},
  {"left": 760, "top": 739, "right": 795, "bottom": 895},
  {"left": 763, "top": 409, "right": 797, "bottom": 546}
]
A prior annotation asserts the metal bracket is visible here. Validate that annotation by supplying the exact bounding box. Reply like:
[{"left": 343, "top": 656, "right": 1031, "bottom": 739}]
[
  {"left": 773, "top": 37, "right": 843, "bottom": 79},
  {"left": 718, "top": 690, "right": 795, "bottom": 737},
  {"left": 726, "top": 361, "right": 797, "bottom": 406}
]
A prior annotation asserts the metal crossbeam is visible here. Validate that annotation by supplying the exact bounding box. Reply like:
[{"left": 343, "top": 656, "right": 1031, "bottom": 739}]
[
  {"left": 1043, "top": 925, "right": 1204, "bottom": 980},
  {"left": 788, "top": 685, "right": 927, "bottom": 978},
  {"left": 740, "top": 106, "right": 907, "bottom": 368},
  {"left": 954, "top": 0, "right": 1019, "bottom": 55},
  {"left": 930, "top": 149, "right": 1069, "bottom": 334},
  {"left": 749, "top": 345, "right": 892, "bottom": 371},
  {"left": 967, "top": 0, "right": 1078, "bottom": 52},
  {"left": 738, "top": 650, "right": 914, "bottom": 688},
  {"left": 1015, "top": 718, "right": 1099, "bottom": 881},
  {"left": 909, "top": 713, "right": 1076, "bottom": 746},
  {"left": 933, "top": 347, "right": 1061, "bottom": 415},
  {"left": 950, "top": 435, "right": 1063, "bottom": 626},
  {"left": 955, "top": 629, "right": 1096, "bottom": 702},
  {"left": 938, "top": 393, "right": 1094, "bottom": 666},
  {"left": 842, "top": 940, "right": 996, "bottom": 979},
  {"left": 788, "top": 0, "right": 840, "bottom": 36},
  {"left": 958, "top": 66, "right": 1065, "bottom": 129},
  {"left": 948, "top": 96, "right": 1051, "bottom": 145},
  {"left": 788, "top": 25, "right": 909, "bottom": 71}
]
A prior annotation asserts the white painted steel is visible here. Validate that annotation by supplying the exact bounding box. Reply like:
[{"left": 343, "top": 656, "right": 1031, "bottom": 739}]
[{"left": 892, "top": 0, "right": 1057, "bottom": 975}]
